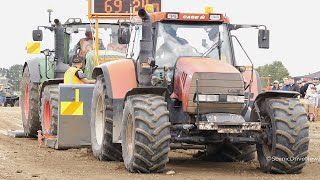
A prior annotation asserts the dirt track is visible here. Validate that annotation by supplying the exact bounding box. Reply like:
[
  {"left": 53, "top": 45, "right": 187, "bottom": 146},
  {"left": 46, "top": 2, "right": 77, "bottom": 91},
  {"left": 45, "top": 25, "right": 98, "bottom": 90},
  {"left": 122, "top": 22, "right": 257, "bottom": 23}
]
[{"left": 0, "top": 107, "right": 320, "bottom": 180}]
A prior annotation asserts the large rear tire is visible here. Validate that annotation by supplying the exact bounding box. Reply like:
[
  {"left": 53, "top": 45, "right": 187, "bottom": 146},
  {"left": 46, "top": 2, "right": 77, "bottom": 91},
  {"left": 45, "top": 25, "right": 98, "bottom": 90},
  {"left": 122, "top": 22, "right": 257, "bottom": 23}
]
[
  {"left": 257, "top": 98, "right": 309, "bottom": 174},
  {"left": 91, "top": 75, "right": 122, "bottom": 161},
  {"left": 39, "top": 85, "right": 59, "bottom": 136},
  {"left": 21, "top": 66, "right": 40, "bottom": 137},
  {"left": 204, "top": 143, "right": 256, "bottom": 162},
  {"left": 122, "top": 95, "right": 171, "bottom": 173}
]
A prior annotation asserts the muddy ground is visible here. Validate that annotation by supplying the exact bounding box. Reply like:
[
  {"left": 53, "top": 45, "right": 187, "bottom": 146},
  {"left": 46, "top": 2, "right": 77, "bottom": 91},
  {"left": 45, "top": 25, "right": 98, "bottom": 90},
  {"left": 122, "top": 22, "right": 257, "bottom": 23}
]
[{"left": 0, "top": 107, "right": 320, "bottom": 180}]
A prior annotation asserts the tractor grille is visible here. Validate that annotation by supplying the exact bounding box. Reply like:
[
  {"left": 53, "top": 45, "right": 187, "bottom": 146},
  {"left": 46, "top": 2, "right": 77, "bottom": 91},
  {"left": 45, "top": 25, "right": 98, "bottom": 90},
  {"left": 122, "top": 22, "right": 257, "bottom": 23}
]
[{"left": 187, "top": 72, "right": 245, "bottom": 114}]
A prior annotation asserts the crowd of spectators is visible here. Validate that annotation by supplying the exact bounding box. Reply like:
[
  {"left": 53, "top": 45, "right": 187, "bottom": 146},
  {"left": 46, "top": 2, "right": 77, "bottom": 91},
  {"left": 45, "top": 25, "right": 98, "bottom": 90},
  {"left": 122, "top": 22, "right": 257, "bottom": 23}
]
[{"left": 271, "top": 77, "right": 320, "bottom": 122}]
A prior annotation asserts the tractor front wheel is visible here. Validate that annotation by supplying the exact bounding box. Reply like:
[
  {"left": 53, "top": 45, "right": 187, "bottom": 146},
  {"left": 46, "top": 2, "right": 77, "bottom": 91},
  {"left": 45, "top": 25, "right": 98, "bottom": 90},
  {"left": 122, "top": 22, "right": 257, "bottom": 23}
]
[
  {"left": 257, "top": 98, "right": 309, "bottom": 174},
  {"left": 122, "top": 94, "right": 171, "bottom": 173},
  {"left": 90, "top": 75, "right": 122, "bottom": 161}
]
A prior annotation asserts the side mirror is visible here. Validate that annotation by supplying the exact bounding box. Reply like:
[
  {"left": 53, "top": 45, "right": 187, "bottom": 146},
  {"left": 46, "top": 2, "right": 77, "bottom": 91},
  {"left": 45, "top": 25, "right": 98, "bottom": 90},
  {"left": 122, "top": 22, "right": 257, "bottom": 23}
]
[
  {"left": 118, "top": 26, "right": 130, "bottom": 44},
  {"left": 258, "top": 29, "right": 270, "bottom": 49},
  {"left": 33, "top": 30, "right": 43, "bottom": 41}
]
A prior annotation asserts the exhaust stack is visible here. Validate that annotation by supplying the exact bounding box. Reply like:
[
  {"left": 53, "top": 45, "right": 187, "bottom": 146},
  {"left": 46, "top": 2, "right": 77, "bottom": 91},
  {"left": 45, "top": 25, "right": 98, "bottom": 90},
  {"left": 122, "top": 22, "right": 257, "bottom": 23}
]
[
  {"left": 54, "top": 19, "right": 69, "bottom": 78},
  {"left": 138, "top": 9, "right": 153, "bottom": 87}
]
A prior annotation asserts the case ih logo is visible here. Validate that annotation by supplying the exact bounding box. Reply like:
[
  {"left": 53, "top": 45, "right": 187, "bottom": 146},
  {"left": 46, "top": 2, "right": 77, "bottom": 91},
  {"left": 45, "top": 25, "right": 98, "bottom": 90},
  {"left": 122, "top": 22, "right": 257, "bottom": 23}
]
[{"left": 182, "top": 15, "right": 206, "bottom": 20}]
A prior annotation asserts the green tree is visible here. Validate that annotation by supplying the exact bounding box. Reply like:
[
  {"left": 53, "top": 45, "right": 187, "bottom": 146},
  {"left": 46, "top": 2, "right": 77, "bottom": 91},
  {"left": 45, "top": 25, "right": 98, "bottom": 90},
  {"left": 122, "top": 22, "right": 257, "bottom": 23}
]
[
  {"left": 0, "top": 67, "right": 8, "bottom": 77},
  {"left": 6, "top": 64, "right": 23, "bottom": 91},
  {"left": 256, "top": 61, "right": 290, "bottom": 88}
]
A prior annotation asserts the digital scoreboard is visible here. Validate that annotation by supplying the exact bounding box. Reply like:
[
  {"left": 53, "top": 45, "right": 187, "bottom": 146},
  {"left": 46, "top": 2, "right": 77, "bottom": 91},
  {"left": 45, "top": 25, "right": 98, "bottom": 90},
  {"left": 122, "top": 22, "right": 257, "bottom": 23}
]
[{"left": 92, "top": 0, "right": 161, "bottom": 14}]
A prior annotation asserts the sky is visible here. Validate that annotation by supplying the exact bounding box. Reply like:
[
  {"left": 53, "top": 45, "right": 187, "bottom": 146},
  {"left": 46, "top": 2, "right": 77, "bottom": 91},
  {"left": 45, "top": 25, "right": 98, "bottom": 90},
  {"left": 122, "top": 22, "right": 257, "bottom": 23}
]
[{"left": 0, "top": 0, "right": 318, "bottom": 76}]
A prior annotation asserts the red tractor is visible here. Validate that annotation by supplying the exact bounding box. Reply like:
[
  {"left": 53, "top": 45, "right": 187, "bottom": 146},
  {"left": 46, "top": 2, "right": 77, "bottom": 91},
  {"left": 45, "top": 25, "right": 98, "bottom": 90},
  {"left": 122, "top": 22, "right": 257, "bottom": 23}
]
[{"left": 90, "top": 6, "right": 309, "bottom": 174}]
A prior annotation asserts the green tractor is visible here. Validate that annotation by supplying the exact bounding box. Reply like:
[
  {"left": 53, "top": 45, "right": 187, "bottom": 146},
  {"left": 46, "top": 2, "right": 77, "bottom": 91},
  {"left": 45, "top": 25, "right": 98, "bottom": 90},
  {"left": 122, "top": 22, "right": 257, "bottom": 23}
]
[{"left": 21, "top": 10, "right": 127, "bottom": 149}]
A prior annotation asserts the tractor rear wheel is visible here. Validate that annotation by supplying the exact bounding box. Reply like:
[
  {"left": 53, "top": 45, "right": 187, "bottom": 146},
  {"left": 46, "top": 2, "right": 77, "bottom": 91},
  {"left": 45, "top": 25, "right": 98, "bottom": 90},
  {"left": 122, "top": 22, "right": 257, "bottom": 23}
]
[
  {"left": 204, "top": 143, "right": 256, "bottom": 162},
  {"left": 39, "top": 85, "right": 59, "bottom": 136},
  {"left": 21, "top": 66, "right": 40, "bottom": 137},
  {"left": 122, "top": 95, "right": 171, "bottom": 173},
  {"left": 90, "top": 75, "right": 122, "bottom": 161},
  {"left": 257, "top": 98, "right": 309, "bottom": 174}
]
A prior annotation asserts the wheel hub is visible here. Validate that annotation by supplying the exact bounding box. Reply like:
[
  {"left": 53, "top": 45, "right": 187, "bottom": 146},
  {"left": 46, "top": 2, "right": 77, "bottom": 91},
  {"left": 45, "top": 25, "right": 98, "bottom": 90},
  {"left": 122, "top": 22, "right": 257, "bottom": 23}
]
[
  {"left": 24, "top": 83, "right": 29, "bottom": 121},
  {"left": 127, "top": 113, "right": 134, "bottom": 158},
  {"left": 95, "top": 95, "right": 104, "bottom": 146},
  {"left": 43, "top": 100, "right": 51, "bottom": 134}
]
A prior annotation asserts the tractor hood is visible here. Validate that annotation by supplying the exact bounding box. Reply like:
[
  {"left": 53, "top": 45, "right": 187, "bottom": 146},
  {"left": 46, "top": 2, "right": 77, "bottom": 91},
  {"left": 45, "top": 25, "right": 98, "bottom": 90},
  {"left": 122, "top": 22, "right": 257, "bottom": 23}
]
[
  {"left": 175, "top": 57, "right": 240, "bottom": 75},
  {"left": 173, "top": 57, "right": 245, "bottom": 114}
]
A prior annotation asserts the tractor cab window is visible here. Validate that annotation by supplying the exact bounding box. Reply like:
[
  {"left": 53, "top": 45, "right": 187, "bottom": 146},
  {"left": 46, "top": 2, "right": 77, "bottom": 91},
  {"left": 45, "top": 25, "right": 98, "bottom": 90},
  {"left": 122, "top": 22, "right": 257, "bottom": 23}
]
[
  {"left": 67, "top": 24, "right": 127, "bottom": 61},
  {"left": 155, "top": 23, "right": 232, "bottom": 67}
]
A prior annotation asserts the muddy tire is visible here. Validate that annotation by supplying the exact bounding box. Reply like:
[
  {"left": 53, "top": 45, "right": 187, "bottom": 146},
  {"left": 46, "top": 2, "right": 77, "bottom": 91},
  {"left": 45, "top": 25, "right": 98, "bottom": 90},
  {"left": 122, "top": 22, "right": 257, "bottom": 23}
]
[
  {"left": 122, "top": 95, "right": 171, "bottom": 173},
  {"left": 91, "top": 75, "right": 122, "bottom": 161},
  {"left": 39, "top": 85, "right": 59, "bottom": 136},
  {"left": 257, "top": 98, "right": 309, "bottom": 174},
  {"left": 204, "top": 143, "right": 256, "bottom": 162},
  {"left": 21, "top": 66, "right": 40, "bottom": 137}
]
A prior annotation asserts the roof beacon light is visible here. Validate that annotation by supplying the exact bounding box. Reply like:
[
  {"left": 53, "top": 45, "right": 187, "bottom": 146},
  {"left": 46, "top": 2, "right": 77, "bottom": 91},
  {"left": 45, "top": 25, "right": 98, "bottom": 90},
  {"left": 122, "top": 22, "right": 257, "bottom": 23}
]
[
  {"left": 205, "top": 6, "right": 214, "bottom": 13},
  {"left": 145, "top": 4, "right": 154, "bottom": 13}
]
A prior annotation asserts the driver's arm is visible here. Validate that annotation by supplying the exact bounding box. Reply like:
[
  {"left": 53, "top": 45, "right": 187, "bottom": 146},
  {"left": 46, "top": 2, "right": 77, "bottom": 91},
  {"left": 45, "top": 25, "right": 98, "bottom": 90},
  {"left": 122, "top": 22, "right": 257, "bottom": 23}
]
[{"left": 75, "top": 70, "right": 96, "bottom": 84}]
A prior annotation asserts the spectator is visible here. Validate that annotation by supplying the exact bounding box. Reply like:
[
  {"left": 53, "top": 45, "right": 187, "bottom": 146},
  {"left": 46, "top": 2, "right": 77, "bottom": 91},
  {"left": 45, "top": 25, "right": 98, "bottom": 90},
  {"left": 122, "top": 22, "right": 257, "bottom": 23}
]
[
  {"left": 289, "top": 77, "right": 300, "bottom": 92},
  {"left": 0, "top": 84, "right": 5, "bottom": 106},
  {"left": 282, "top": 77, "right": 290, "bottom": 91},
  {"left": 304, "top": 86, "right": 318, "bottom": 122},
  {"left": 279, "top": 83, "right": 283, "bottom": 89},
  {"left": 301, "top": 77, "right": 319, "bottom": 97},
  {"left": 272, "top": 80, "right": 280, "bottom": 90}
]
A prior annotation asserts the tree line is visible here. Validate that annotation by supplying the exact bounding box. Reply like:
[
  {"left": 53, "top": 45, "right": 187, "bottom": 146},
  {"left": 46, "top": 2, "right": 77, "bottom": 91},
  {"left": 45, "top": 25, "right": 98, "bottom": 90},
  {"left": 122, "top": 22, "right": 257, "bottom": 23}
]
[
  {"left": 256, "top": 61, "right": 290, "bottom": 87},
  {"left": 0, "top": 64, "right": 23, "bottom": 91}
]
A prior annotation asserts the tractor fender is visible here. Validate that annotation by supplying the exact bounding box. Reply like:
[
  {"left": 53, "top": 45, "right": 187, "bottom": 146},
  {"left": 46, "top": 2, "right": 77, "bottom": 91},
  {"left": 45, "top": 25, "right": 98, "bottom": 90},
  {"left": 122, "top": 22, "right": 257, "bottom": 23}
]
[
  {"left": 92, "top": 59, "right": 137, "bottom": 99},
  {"left": 249, "top": 90, "right": 300, "bottom": 122},
  {"left": 23, "top": 59, "right": 41, "bottom": 83},
  {"left": 124, "top": 87, "right": 167, "bottom": 101}
]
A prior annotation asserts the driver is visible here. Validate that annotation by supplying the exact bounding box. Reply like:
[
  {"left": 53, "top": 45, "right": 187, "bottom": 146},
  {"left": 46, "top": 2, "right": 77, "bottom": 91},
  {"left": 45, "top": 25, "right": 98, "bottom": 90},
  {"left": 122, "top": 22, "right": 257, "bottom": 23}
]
[{"left": 74, "top": 28, "right": 105, "bottom": 59}]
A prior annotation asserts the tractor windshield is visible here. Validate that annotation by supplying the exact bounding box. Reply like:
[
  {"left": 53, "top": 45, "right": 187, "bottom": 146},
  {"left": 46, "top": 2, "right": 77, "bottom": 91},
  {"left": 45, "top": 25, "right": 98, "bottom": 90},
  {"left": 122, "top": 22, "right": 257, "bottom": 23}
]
[
  {"left": 155, "top": 23, "right": 232, "bottom": 67},
  {"left": 67, "top": 24, "right": 127, "bottom": 60}
]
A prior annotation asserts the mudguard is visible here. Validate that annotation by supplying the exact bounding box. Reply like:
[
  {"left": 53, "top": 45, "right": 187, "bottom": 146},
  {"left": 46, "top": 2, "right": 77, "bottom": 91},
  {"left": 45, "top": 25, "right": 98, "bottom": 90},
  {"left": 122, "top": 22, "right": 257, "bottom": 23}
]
[
  {"left": 249, "top": 90, "right": 300, "bottom": 122},
  {"left": 92, "top": 59, "right": 137, "bottom": 99},
  {"left": 23, "top": 59, "right": 41, "bottom": 83},
  {"left": 92, "top": 59, "right": 137, "bottom": 143}
]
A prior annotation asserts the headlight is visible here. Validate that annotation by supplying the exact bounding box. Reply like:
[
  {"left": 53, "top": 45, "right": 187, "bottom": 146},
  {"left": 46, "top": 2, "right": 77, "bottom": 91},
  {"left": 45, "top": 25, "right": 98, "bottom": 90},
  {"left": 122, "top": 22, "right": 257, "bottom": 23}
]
[
  {"left": 74, "top": 18, "right": 82, "bottom": 23},
  {"left": 66, "top": 27, "right": 73, "bottom": 34},
  {"left": 68, "top": 19, "right": 75, "bottom": 24},
  {"left": 227, "top": 95, "right": 245, "bottom": 103},
  {"left": 196, "top": 94, "right": 219, "bottom": 102}
]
